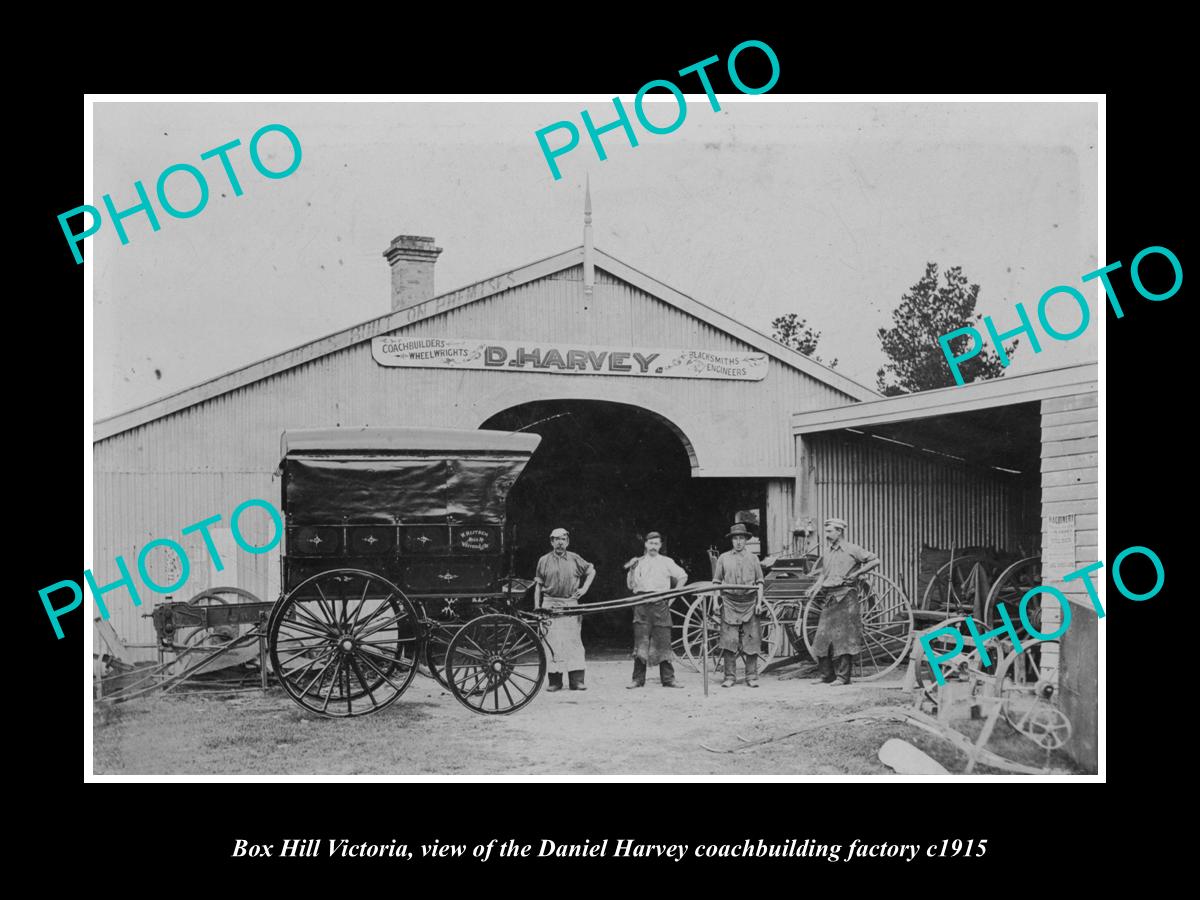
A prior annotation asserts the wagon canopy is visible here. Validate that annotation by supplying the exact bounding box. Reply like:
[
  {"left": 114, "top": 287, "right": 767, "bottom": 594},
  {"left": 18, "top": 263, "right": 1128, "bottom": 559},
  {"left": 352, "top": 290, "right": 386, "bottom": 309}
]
[{"left": 279, "top": 427, "right": 541, "bottom": 525}]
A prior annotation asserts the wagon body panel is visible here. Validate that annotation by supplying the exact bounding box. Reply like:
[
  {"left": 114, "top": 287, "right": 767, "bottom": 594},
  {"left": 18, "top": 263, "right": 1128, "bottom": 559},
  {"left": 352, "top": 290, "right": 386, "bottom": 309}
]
[{"left": 278, "top": 426, "right": 541, "bottom": 599}]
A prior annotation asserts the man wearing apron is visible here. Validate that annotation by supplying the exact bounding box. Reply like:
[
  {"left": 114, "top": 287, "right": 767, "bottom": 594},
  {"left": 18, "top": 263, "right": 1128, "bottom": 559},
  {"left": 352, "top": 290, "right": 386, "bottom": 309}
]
[
  {"left": 805, "top": 517, "right": 880, "bottom": 685},
  {"left": 624, "top": 532, "right": 687, "bottom": 689},
  {"left": 713, "top": 523, "right": 765, "bottom": 687},
  {"left": 534, "top": 527, "right": 596, "bottom": 692}
]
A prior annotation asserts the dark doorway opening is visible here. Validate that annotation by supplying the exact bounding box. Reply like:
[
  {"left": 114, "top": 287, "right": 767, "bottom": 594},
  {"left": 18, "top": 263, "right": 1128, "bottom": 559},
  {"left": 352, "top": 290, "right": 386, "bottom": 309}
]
[{"left": 481, "top": 400, "right": 765, "bottom": 653}]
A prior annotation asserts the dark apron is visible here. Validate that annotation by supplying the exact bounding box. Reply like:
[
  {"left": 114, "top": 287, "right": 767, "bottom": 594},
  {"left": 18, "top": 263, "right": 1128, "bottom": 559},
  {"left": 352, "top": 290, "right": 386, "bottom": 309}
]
[{"left": 810, "top": 585, "right": 863, "bottom": 657}]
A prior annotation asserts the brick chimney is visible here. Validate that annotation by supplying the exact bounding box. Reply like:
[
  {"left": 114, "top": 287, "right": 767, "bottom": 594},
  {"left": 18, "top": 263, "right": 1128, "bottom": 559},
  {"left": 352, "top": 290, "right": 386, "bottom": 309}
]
[{"left": 383, "top": 235, "right": 443, "bottom": 311}]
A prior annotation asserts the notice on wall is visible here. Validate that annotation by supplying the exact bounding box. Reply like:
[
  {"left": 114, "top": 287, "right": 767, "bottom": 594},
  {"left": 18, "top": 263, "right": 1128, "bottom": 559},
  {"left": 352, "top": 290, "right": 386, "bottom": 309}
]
[
  {"left": 1042, "top": 514, "right": 1076, "bottom": 584},
  {"left": 371, "top": 337, "right": 768, "bottom": 381}
]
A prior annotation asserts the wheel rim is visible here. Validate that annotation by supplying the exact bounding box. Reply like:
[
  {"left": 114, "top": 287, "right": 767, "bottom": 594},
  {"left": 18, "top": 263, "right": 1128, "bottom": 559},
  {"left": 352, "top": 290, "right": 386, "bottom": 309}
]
[
  {"left": 422, "top": 623, "right": 454, "bottom": 688},
  {"left": 445, "top": 614, "right": 546, "bottom": 715},
  {"left": 921, "top": 555, "right": 984, "bottom": 615},
  {"left": 680, "top": 594, "right": 722, "bottom": 672},
  {"left": 268, "top": 569, "right": 419, "bottom": 718},
  {"left": 996, "top": 638, "right": 1069, "bottom": 749},
  {"left": 802, "top": 573, "right": 914, "bottom": 681},
  {"left": 678, "top": 593, "right": 788, "bottom": 675},
  {"left": 670, "top": 594, "right": 699, "bottom": 671},
  {"left": 984, "top": 556, "right": 1042, "bottom": 638}
]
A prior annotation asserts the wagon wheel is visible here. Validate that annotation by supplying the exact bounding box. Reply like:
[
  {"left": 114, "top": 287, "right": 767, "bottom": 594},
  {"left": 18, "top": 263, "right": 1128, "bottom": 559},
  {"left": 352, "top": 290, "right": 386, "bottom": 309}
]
[
  {"left": 268, "top": 568, "right": 420, "bottom": 718},
  {"left": 670, "top": 594, "right": 700, "bottom": 670},
  {"left": 984, "top": 556, "right": 1043, "bottom": 641},
  {"left": 995, "top": 638, "right": 1070, "bottom": 750},
  {"left": 444, "top": 613, "right": 546, "bottom": 715},
  {"left": 680, "top": 593, "right": 721, "bottom": 672},
  {"left": 680, "top": 593, "right": 784, "bottom": 674},
  {"left": 777, "top": 602, "right": 804, "bottom": 659},
  {"left": 921, "top": 555, "right": 985, "bottom": 616},
  {"left": 801, "top": 572, "right": 914, "bottom": 681},
  {"left": 422, "top": 622, "right": 456, "bottom": 689}
]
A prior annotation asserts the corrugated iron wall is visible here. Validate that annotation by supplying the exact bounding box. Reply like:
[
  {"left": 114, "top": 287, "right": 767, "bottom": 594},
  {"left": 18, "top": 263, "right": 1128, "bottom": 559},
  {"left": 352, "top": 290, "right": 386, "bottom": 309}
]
[
  {"left": 94, "top": 265, "right": 856, "bottom": 652},
  {"left": 800, "top": 431, "right": 1036, "bottom": 602}
]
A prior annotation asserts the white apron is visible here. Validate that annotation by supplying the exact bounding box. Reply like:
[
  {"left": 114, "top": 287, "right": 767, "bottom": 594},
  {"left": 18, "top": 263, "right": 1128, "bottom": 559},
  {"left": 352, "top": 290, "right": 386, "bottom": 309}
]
[{"left": 542, "top": 596, "right": 586, "bottom": 673}]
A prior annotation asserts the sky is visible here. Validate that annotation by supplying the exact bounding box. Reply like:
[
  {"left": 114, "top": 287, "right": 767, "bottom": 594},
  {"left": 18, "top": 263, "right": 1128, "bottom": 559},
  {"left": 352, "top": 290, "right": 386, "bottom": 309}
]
[{"left": 92, "top": 99, "right": 1098, "bottom": 420}]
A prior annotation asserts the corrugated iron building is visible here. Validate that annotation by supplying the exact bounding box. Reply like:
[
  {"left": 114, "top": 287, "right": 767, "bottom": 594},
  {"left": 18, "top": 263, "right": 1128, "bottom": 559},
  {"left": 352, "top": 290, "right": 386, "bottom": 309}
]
[
  {"left": 94, "top": 238, "right": 874, "bottom": 652},
  {"left": 93, "top": 228, "right": 1100, "bottom": 772},
  {"left": 791, "top": 363, "right": 1099, "bottom": 771}
]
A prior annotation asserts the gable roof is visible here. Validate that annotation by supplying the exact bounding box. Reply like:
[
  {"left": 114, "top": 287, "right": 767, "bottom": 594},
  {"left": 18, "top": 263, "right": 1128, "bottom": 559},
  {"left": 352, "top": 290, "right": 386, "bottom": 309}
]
[{"left": 95, "top": 245, "right": 878, "bottom": 441}]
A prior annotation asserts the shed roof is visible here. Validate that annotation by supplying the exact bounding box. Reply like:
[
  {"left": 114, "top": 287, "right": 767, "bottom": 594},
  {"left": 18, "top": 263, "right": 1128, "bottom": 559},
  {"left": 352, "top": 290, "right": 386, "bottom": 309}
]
[
  {"left": 95, "top": 245, "right": 878, "bottom": 441},
  {"left": 791, "top": 363, "right": 1097, "bottom": 435}
]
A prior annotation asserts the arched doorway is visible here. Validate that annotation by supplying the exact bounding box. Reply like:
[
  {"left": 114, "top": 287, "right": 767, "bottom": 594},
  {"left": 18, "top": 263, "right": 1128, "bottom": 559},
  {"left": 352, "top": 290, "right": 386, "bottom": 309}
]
[{"left": 481, "top": 400, "right": 767, "bottom": 652}]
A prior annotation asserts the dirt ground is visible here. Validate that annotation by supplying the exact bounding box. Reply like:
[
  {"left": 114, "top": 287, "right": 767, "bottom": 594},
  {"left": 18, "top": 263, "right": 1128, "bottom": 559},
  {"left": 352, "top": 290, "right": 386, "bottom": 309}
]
[{"left": 93, "top": 658, "right": 1084, "bottom": 776}]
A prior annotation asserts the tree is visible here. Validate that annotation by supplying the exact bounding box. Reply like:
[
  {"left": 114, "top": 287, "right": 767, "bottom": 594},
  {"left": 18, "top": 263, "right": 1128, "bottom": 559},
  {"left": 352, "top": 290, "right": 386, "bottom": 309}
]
[
  {"left": 771, "top": 313, "right": 838, "bottom": 368},
  {"left": 875, "top": 263, "right": 1014, "bottom": 396}
]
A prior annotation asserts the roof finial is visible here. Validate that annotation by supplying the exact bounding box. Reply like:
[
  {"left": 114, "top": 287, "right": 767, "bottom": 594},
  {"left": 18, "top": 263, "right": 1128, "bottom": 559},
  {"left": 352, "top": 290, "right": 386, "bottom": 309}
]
[{"left": 583, "top": 174, "right": 594, "bottom": 296}]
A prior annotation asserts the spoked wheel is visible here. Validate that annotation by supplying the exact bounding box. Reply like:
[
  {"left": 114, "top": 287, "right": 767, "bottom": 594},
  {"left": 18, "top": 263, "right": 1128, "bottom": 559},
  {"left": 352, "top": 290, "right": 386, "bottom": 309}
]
[
  {"left": 680, "top": 593, "right": 784, "bottom": 674},
  {"left": 422, "top": 623, "right": 455, "bottom": 689},
  {"left": 802, "top": 572, "right": 914, "bottom": 681},
  {"left": 984, "top": 556, "right": 1043, "bottom": 638},
  {"left": 669, "top": 595, "right": 699, "bottom": 669},
  {"left": 921, "top": 555, "right": 987, "bottom": 617},
  {"left": 995, "top": 638, "right": 1070, "bottom": 750},
  {"left": 444, "top": 614, "right": 546, "bottom": 715},
  {"left": 680, "top": 593, "right": 721, "bottom": 672},
  {"left": 268, "top": 569, "right": 420, "bottom": 718}
]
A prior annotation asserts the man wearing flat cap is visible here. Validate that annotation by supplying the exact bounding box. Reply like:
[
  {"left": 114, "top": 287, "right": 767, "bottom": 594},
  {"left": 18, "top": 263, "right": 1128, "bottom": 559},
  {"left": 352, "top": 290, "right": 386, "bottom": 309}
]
[
  {"left": 535, "top": 528, "right": 596, "bottom": 692},
  {"left": 805, "top": 517, "right": 879, "bottom": 685},
  {"left": 713, "top": 523, "right": 766, "bottom": 687},
  {"left": 624, "top": 532, "right": 687, "bottom": 689}
]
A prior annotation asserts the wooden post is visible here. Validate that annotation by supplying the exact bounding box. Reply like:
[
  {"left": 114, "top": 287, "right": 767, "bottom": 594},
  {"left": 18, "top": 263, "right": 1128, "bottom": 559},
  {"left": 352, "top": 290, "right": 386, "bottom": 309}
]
[{"left": 701, "top": 592, "right": 710, "bottom": 697}]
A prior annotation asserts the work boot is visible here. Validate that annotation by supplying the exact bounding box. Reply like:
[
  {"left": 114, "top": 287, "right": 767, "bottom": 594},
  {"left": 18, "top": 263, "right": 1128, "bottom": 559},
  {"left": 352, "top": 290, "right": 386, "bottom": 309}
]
[
  {"left": 661, "top": 659, "right": 684, "bottom": 687},
  {"left": 745, "top": 655, "right": 759, "bottom": 687},
  {"left": 626, "top": 681, "right": 644, "bottom": 689},
  {"left": 812, "top": 653, "right": 836, "bottom": 684},
  {"left": 721, "top": 677, "right": 735, "bottom": 688},
  {"left": 546, "top": 673, "right": 563, "bottom": 693},
  {"left": 568, "top": 670, "right": 586, "bottom": 691},
  {"left": 834, "top": 654, "right": 853, "bottom": 685}
]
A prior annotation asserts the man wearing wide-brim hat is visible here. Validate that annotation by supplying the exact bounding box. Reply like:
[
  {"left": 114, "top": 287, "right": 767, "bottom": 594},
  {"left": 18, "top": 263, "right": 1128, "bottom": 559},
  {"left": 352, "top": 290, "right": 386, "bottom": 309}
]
[
  {"left": 713, "top": 523, "right": 766, "bottom": 687},
  {"left": 804, "top": 517, "right": 880, "bottom": 685}
]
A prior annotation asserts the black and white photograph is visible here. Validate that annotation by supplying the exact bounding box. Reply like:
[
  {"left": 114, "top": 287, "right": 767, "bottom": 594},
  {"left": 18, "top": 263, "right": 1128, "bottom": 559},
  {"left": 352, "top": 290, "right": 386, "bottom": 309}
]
[{"left": 85, "top": 95, "right": 1103, "bottom": 778}]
